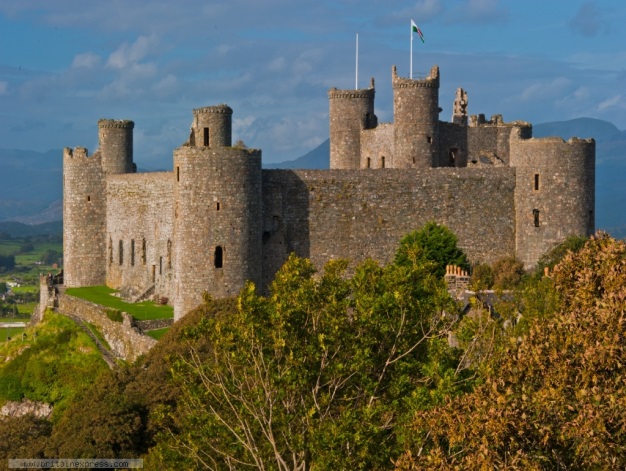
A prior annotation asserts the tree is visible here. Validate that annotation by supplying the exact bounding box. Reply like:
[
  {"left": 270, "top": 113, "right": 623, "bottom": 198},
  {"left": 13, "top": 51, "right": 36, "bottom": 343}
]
[
  {"left": 491, "top": 255, "right": 525, "bottom": 289},
  {"left": 396, "top": 233, "right": 626, "bottom": 469},
  {"left": 152, "top": 253, "right": 469, "bottom": 469},
  {"left": 40, "top": 249, "right": 61, "bottom": 266},
  {"left": 469, "top": 262, "right": 494, "bottom": 291},
  {"left": 394, "top": 222, "right": 469, "bottom": 277},
  {"left": 535, "top": 234, "right": 588, "bottom": 276}
]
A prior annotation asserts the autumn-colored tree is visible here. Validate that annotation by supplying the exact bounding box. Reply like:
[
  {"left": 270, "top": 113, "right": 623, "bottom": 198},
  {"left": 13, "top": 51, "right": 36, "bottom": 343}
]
[
  {"left": 151, "top": 253, "right": 470, "bottom": 469},
  {"left": 396, "top": 233, "right": 626, "bottom": 469},
  {"left": 492, "top": 255, "right": 525, "bottom": 290}
]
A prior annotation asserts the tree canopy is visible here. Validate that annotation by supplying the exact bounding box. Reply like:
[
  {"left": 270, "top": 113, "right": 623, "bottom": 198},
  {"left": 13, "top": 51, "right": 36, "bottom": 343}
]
[
  {"left": 396, "top": 233, "right": 626, "bottom": 470},
  {"left": 394, "top": 222, "right": 469, "bottom": 277}
]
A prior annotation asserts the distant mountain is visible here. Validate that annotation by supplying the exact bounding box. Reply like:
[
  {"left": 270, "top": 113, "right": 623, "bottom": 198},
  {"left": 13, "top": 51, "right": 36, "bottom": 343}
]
[
  {"left": 533, "top": 117, "right": 620, "bottom": 141},
  {"left": 263, "top": 139, "right": 329, "bottom": 169},
  {"left": 0, "top": 220, "right": 62, "bottom": 238},
  {"left": 0, "top": 148, "right": 62, "bottom": 222}
]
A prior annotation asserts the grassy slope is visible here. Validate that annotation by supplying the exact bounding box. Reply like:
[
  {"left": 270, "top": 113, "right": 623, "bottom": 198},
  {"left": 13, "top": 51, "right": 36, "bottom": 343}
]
[{"left": 0, "top": 310, "right": 108, "bottom": 421}]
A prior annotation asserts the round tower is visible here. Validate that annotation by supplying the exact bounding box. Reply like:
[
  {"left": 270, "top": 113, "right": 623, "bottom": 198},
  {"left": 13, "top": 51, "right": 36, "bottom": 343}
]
[
  {"left": 191, "top": 104, "right": 232, "bottom": 148},
  {"left": 510, "top": 133, "right": 595, "bottom": 268},
  {"left": 62, "top": 147, "right": 107, "bottom": 287},
  {"left": 173, "top": 107, "right": 262, "bottom": 320},
  {"left": 98, "top": 119, "right": 134, "bottom": 174},
  {"left": 392, "top": 65, "right": 440, "bottom": 168},
  {"left": 328, "top": 78, "right": 376, "bottom": 169}
]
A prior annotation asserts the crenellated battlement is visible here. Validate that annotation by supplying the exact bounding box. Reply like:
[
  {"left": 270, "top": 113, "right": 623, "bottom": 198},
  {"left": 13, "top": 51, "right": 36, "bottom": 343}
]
[
  {"left": 193, "top": 104, "right": 233, "bottom": 115},
  {"left": 98, "top": 119, "right": 134, "bottom": 129},
  {"left": 392, "top": 65, "right": 439, "bottom": 89}
]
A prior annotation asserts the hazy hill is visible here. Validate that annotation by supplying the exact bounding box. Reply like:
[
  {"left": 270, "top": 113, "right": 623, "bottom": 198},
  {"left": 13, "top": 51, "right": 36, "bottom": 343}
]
[{"left": 0, "top": 148, "right": 62, "bottom": 223}]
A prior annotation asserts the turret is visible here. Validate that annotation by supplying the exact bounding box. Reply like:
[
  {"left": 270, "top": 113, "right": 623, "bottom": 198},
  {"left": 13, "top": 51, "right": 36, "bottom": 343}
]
[
  {"left": 62, "top": 147, "right": 107, "bottom": 287},
  {"left": 173, "top": 106, "right": 262, "bottom": 320},
  {"left": 190, "top": 104, "right": 232, "bottom": 148},
  {"left": 98, "top": 119, "right": 135, "bottom": 174},
  {"left": 328, "top": 78, "right": 376, "bottom": 169},
  {"left": 392, "top": 65, "right": 440, "bottom": 168}
]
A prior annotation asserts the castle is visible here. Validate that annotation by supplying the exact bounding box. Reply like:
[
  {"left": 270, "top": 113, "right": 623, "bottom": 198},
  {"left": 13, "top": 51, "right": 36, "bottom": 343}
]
[{"left": 63, "top": 64, "right": 595, "bottom": 320}]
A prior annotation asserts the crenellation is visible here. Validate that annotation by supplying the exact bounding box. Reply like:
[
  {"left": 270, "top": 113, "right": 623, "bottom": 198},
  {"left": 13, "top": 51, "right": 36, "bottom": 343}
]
[{"left": 63, "top": 62, "right": 595, "bottom": 321}]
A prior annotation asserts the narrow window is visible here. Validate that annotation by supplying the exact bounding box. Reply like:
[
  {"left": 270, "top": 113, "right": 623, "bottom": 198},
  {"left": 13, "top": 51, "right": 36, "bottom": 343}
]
[
  {"left": 167, "top": 240, "right": 172, "bottom": 269},
  {"left": 87, "top": 195, "right": 91, "bottom": 202},
  {"left": 216, "top": 202, "right": 220, "bottom": 211},
  {"left": 203, "top": 127, "right": 209, "bottom": 147},
  {"left": 381, "top": 156, "right": 385, "bottom": 169},
  {"left": 367, "top": 158, "right": 371, "bottom": 169},
  {"left": 214, "top": 246, "right": 223, "bottom": 268},
  {"left": 412, "top": 156, "right": 415, "bottom": 164},
  {"left": 109, "top": 237, "right": 113, "bottom": 265},
  {"left": 176, "top": 166, "right": 180, "bottom": 182},
  {"left": 119, "top": 240, "right": 124, "bottom": 265},
  {"left": 159, "top": 256, "right": 163, "bottom": 275},
  {"left": 534, "top": 173, "right": 540, "bottom": 191},
  {"left": 427, "top": 136, "right": 432, "bottom": 144},
  {"left": 131, "top": 239, "right": 135, "bottom": 266},
  {"left": 142, "top": 238, "right": 147, "bottom": 265},
  {"left": 151, "top": 265, "right": 156, "bottom": 283},
  {"left": 533, "top": 209, "right": 540, "bottom": 227}
]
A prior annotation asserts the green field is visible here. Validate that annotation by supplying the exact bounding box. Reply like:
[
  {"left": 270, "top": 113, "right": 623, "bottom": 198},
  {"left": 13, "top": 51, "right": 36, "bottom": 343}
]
[
  {"left": 65, "top": 286, "right": 173, "bottom": 321},
  {"left": 0, "top": 327, "right": 25, "bottom": 342}
]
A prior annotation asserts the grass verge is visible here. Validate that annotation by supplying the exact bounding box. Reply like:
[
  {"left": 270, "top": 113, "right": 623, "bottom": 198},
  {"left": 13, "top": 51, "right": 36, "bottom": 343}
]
[{"left": 65, "top": 286, "right": 173, "bottom": 321}]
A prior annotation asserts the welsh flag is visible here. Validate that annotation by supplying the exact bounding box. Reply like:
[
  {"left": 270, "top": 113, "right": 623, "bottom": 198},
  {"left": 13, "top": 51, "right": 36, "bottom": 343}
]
[{"left": 411, "top": 20, "right": 425, "bottom": 43}]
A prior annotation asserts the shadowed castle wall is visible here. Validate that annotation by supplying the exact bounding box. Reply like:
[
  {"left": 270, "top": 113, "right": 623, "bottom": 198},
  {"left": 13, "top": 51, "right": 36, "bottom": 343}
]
[
  {"left": 260, "top": 168, "right": 516, "bottom": 288},
  {"left": 105, "top": 172, "right": 174, "bottom": 299}
]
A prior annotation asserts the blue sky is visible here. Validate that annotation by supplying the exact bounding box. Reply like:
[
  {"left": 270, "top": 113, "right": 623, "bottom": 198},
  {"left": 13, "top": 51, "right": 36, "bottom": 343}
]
[{"left": 0, "top": 0, "right": 624, "bottom": 168}]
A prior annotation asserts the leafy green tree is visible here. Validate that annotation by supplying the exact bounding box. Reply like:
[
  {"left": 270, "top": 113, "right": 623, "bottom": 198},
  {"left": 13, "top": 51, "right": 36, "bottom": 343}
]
[
  {"left": 535, "top": 234, "right": 588, "bottom": 276},
  {"left": 394, "top": 222, "right": 469, "bottom": 277},
  {"left": 396, "top": 233, "right": 626, "bottom": 470},
  {"left": 469, "top": 262, "right": 494, "bottom": 291},
  {"left": 152, "top": 253, "right": 469, "bottom": 469},
  {"left": 40, "top": 249, "right": 61, "bottom": 265}
]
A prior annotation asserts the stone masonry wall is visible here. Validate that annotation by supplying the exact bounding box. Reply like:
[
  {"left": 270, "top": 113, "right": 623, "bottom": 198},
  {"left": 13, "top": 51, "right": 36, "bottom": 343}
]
[
  {"left": 360, "top": 124, "right": 394, "bottom": 169},
  {"left": 106, "top": 172, "right": 174, "bottom": 301},
  {"left": 57, "top": 293, "right": 156, "bottom": 362},
  {"left": 261, "top": 167, "right": 516, "bottom": 289}
]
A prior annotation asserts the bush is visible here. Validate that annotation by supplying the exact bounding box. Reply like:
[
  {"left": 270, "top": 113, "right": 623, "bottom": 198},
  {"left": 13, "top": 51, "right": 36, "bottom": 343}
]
[{"left": 106, "top": 309, "right": 123, "bottom": 323}]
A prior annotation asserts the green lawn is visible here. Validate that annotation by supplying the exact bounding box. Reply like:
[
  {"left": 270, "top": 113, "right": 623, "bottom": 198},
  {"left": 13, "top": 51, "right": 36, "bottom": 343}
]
[
  {"left": 146, "top": 327, "right": 170, "bottom": 340},
  {"left": 0, "top": 327, "right": 25, "bottom": 342},
  {"left": 65, "top": 286, "right": 173, "bottom": 321}
]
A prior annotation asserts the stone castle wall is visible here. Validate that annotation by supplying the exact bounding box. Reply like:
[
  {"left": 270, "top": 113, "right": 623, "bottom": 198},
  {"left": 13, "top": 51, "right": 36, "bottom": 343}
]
[
  {"left": 106, "top": 172, "right": 174, "bottom": 299},
  {"left": 360, "top": 124, "right": 394, "bottom": 169},
  {"left": 57, "top": 293, "right": 156, "bottom": 362},
  {"left": 260, "top": 167, "right": 516, "bottom": 289}
]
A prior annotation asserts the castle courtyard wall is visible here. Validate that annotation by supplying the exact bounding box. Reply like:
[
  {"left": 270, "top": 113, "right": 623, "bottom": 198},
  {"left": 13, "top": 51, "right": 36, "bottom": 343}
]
[
  {"left": 106, "top": 172, "right": 174, "bottom": 300},
  {"left": 261, "top": 167, "right": 516, "bottom": 288}
]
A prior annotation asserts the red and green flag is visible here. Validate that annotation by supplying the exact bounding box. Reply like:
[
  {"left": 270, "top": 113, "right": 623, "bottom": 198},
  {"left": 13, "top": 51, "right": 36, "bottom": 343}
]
[{"left": 411, "top": 19, "right": 425, "bottom": 43}]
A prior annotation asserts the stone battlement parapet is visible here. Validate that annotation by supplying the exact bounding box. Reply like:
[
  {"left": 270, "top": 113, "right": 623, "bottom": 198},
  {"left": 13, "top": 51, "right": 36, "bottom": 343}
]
[
  {"left": 98, "top": 119, "right": 134, "bottom": 129},
  {"left": 193, "top": 104, "right": 233, "bottom": 114}
]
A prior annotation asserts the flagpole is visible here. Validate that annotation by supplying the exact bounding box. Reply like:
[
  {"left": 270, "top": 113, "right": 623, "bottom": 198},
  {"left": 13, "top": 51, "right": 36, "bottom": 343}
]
[
  {"left": 355, "top": 33, "right": 359, "bottom": 89},
  {"left": 410, "top": 23, "right": 413, "bottom": 79}
]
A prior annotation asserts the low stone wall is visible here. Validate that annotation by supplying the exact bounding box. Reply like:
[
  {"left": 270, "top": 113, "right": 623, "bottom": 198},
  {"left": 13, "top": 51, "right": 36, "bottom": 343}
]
[
  {"left": 135, "top": 318, "right": 173, "bottom": 332},
  {"left": 57, "top": 293, "right": 156, "bottom": 362}
]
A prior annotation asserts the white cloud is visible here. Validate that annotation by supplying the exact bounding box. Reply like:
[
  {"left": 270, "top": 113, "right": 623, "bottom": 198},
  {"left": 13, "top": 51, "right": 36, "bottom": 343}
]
[
  {"left": 71, "top": 52, "right": 101, "bottom": 69},
  {"left": 597, "top": 95, "right": 622, "bottom": 111},
  {"left": 0, "top": 81, "right": 7, "bottom": 95},
  {"left": 106, "top": 34, "right": 158, "bottom": 69},
  {"left": 518, "top": 77, "right": 572, "bottom": 102}
]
